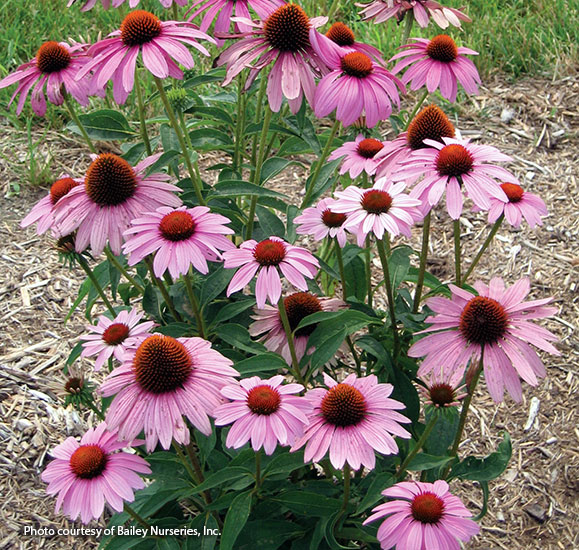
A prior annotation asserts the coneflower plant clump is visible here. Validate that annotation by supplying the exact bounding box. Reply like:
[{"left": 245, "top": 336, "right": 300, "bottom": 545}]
[{"left": 6, "top": 0, "right": 560, "bottom": 547}]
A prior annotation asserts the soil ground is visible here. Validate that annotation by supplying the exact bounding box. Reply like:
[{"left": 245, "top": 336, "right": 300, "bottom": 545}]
[{"left": 0, "top": 73, "right": 577, "bottom": 549}]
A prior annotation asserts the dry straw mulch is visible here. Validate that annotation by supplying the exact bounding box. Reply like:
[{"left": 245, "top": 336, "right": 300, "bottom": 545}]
[{"left": 0, "top": 73, "right": 577, "bottom": 550}]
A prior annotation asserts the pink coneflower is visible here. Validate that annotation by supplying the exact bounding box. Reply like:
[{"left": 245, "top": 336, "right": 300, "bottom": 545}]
[
  {"left": 249, "top": 292, "right": 346, "bottom": 365},
  {"left": 392, "top": 136, "right": 516, "bottom": 219},
  {"left": 294, "top": 198, "right": 349, "bottom": 247},
  {"left": 363, "top": 480, "right": 480, "bottom": 550},
  {"left": 187, "top": 0, "right": 283, "bottom": 40},
  {"left": 76, "top": 10, "right": 214, "bottom": 104},
  {"left": 101, "top": 334, "right": 239, "bottom": 451},
  {"left": 418, "top": 367, "right": 467, "bottom": 409},
  {"left": 325, "top": 22, "right": 385, "bottom": 64},
  {"left": 391, "top": 35, "right": 480, "bottom": 103},
  {"left": 53, "top": 153, "right": 182, "bottom": 256},
  {"left": 408, "top": 277, "right": 559, "bottom": 403},
  {"left": 0, "top": 41, "right": 92, "bottom": 116},
  {"left": 374, "top": 104, "right": 455, "bottom": 179},
  {"left": 214, "top": 375, "right": 310, "bottom": 454},
  {"left": 332, "top": 179, "right": 422, "bottom": 246},
  {"left": 359, "top": 0, "right": 471, "bottom": 29},
  {"left": 80, "top": 308, "right": 155, "bottom": 371},
  {"left": 291, "top": 373, "right": 411, "bottom": 469},
  {"left": 487, "top": 183, "right": 547, "bottom": 229},
  {"left": 20, "top": 177, "right": 81, "bottom": 236},
  {"left": 215, "top": 4, "right": 329, "bottom": 113},
  {"left": 122, "top": 206, "right": 235, "bottom": 279},
  {"left": 41, "top": 422, "right": 150, "bottom": 524},
  {"left": 313, "top": 48, "right": 404, "bottom": 127},
  {"left": 68, "top": 0, "right": 188, "bottom": 10},
  {"left": 329, "top": 134, "right": 386, "bottom": 179},
  {"left": 223, "top": 237, "right": 319, "bottom": 308}
]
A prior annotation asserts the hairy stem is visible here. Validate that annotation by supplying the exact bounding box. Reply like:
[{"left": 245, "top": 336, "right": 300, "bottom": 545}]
[
  {"left": 396, "top": 414, "right": 438, "bottom": 480},
  {"left": 64, "top": 94, "right": 96, "bottom": 153},
  {"left": 105, "top": 246, "right": 144, "bottom": 293},
  {"left": 412, "top": 211, "right": 431, "bottom": 313},
  {"left": 76, "top": 254, "right": 116, "bottom": 316},
  {"left": 462, "top": 215, "right": 504, "bottom": 285},
  {"left": 376, "top": 237, "right": 400, "bottom": 358},
  {"left": 277, "top": 295, "right": 306, "bottom": 386}
]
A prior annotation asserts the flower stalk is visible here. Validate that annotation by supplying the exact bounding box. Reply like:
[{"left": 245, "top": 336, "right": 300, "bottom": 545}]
[{"left": 462, "top": 214, "right": 504, "bottom": 285}]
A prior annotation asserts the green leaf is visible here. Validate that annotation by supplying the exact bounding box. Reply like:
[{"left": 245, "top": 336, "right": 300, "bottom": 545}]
[
  {"left": 215, "top": 324, "right": 266, "bottom": 354},
  {"left": 296, "top": 309, "right": 378, "bottom": 334},
  {"left": 263, "top": 451, "right": 305, "bottom": 477},
  {"left": 234, "top": 353, "right": 288, "bottom": 375},
  {"left": 212, "top": 300, "right": 255, "bottom": 324},
  {"left": 425, "top": 407, "right": 460, "bottom": 456},
  {"left": 390, "top": 368, "right": 420, "bottom": 423},
  {"left": 302, "top": 159, "right": 341, "bottom": 208},
  {"left": 343, "top": 255, "right": 367, "bottom": 301},
  {"left": 274, "top": 491, "right": 341, "bottom": 517},
  {"left": 388, "top": 246, "right": 413, "bottom": 289},
  {"left": 189, "top": 467, "right": 252, "bottom": 494},
  {"left": 236, "top": 520, "right": 306, "bottom": 550},
  {"left": 356, "top": 473, "right": 394, "bottom": 514},
  {"left": 473, "top": 480, "right": 490, "bottom": 521},
  {"left": 256, "top": 205, "right": 285, "bottom": 238},
  {"left": 68, "top": 109, "right": 135, "bottom": 141},
  {"left": 405, "top": 267, "right": 444, "bottom": 290},
  {"left": 145, "top": 151, "right": 181, "bottom": 175},
  {"left": 449, "top": 432, "right": 512, "bottom": 482},
  {"left": 286, "top": 205, "right": 300, "bottom": 243},
  {"left": 260, "top": 157, "right": 294, "bottom": 184},
  {"left": 220, "top": 491, "right": 253, "bottom": 550},
  {"left": 189, "top": 128, "right": 233, "bottom": 149},
  {"left": 188, "top": 105, "right": 234, "bottom": 125},
  {"left": 209, "top": 180, "right": 287, "bottom": 200},
  {"left": 66, "top": 341, "right": 84, "bottom": 367},
  {"left": 142, "top": 283, "right": 162, "bottom": 319},
  {"left": 200, "top": 265, "right": 234, "bottom": 305},
  {"left": 407, "top": 453, "right": 455, "bottom": 471}
]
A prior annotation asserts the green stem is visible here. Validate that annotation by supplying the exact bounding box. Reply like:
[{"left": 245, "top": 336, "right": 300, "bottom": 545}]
[
  {"left": 123, "top": 503, "right": 155, "bottom": 532},
  {"left": 365, "top": 236, "right": 372, "bottom": 309},
  {"left": 341, "top": 463, "right": 351, "bottom": 513},
  {"left": 346, "top": 336, "right": 362, "bottom": 377},
  {"left": 76, "top": 254, "right": 116, "bottom": 316},
  {"left": 233, "top": 75, "right": 247, "bottom": 174},
  {"left": 462, "top": 215, "right": 504, "bottom": 285},
  {"left": 172, "top": 3, "right": 179, "bottom": 20},
  {"left": 105, "top": 246, "right": 144, "bottom": 293},
  {"left": 442, "top": 352, "right": 485, "bottom": 479},
  {"left": 327, "top": 0, "right": 341, "bottom": 19},
  {"left": 254, "top": 450, "right": 262, "bottom": 492},
  {"left": 334, "top": 239, "right": 348, "bottom": 301},
  {"left": 144, "top": 257, "right": 183, "bottom": 322},
  {"left": 64, "top": 94, "right": 96, "bottom": 153},
  {"left": 412, "top": 211, "right": 431, "bottom": 313},
  {"left": 154, "top": 77, "right": 206, "bottom": 205},
  {"left": 402, "top": 10, "right": 414, "bottom": 45},
  {"left": 277, "top": 295, "right": 306, "bottom": 386},
  {"left": 86, "top": 400, "right": 105, "bottom": 421},
  {"left": 376, "top": 238, "right": 400, "bottom": 358},
  {"left": 174, "top": 443, "right": 198, "bottom": 483},
  {"left": 134, "top": 73, "right": 152, "bottom": 156},
  {"left": 301, "top": 119, "right": 340, "bottom": 208},
  {"left": 404, "top": 89, "right": 429, "bottom": 131},
  {"left": 396, "top": 414, "right": 438, "bottom": 480},
  {"left": 453, "top": 219, "right": 462, "bottom": 286},
  {"left": 184, "top": 272, "right": 206, "bottom": 338},
  {"left": 246, "top": 106, "right": 273, "bottom": 240},
  {"left": 250, "top": 76, "right": 268, "bottom": 182}
]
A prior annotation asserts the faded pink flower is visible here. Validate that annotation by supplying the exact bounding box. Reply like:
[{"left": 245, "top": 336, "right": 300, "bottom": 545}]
[
  {"left": 122, "top": 206, "right": 235, "bottom": 279},
  {"left": 391, "top": 35, "right": 480, "bottom": 103},
  {"left": 76, "top": 10, "right": 214, "bottom": 104},
  {"left": 291, "top": 373, "right": 411, "bottom": 470},
  {"left": 324, "top": 22, "right": 385, "bottom": 64},
  {"left": 392, "top": 137, "right": 516, "bottom": 219},
  {"left": 0, "top": 41, "right": 92, "bottom": 116},
  {"left": 329, "top": 134, "right": 386, "bottom": 179},
  {"left": 215, "top": 4, "right": 329, "bottom": 113},
  {"left": 69, "top": 0, "right": 188, "bottom": 9},
  {"left": 20, "top": 177, "right": 81, "bottom": 236},
  {"left": 249, "top": 292, "right": 346, "bottom": 365},
  {"left": 81, "top": 308, "right": 155, "bottom": 371},
  {"left": 359, "top": 0, "right": 471, "bottom": 29},
  {"left": 41, "top": 422, "right": 150, "bottom": 524},
  {"left": 52, "top": 153, "right": 182, "bottom": 256},
  {"left": 487, "top": 183, "right": 547, "bottom": 229},
  {"left": 408, "top": 277, "right": 560, "bottom": 402},
  {"left": 294, "top": 198, "right": 349, "bottom": 247},
  {"left": 223, "top": 237, "right": 319, "bottom": 308},
  {"left": 363, "top": 480, "right": 480, "bottom": 550},
  {"left": 214, "top": 375, "right": 311, "bottom": 454},
  {"left": 332, "top": 179, "right": 422, "bottom": 246},
  {"left": 101, "top": 334, "right": 239, "bottom": 451}
]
